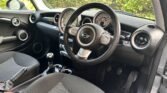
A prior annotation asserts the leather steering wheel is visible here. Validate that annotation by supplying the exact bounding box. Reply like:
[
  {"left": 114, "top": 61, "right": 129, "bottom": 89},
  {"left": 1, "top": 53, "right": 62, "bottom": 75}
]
[{"left": 64, "top": 3, "right": 121, "bottom": 65}]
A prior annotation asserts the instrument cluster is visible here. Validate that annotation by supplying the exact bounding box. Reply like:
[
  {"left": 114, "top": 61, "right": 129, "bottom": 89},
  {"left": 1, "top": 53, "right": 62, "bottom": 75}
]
[
  {"left": 57, "top": 8, "right": 112, "bottom": 33},
  {"left": 93, "top": 11, "right": 112, "bottom": 28}
]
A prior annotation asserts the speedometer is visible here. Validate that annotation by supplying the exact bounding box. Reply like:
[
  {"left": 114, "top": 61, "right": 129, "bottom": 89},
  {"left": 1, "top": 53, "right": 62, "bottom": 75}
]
[
  {"left": 58, "top": 8, "right": 78, "bottom": 33},
  {"left": 93, "top": 11, "right": 112, "bottom": 28}
]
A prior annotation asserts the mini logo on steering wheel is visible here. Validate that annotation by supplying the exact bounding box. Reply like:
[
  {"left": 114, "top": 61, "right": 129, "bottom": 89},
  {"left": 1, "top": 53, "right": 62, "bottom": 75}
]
[{"left": 81, "top": 33, "right": 90, "bottom": 39}]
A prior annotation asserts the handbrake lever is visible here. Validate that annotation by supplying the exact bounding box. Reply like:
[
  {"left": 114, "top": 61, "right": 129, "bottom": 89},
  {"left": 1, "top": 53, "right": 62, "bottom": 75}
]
[{"left": 1, "top": 68, "right": 27, "bottom": 91}]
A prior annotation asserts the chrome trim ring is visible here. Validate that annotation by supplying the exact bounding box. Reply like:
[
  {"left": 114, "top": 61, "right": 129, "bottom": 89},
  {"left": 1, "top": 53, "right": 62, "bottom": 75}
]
[
  {"left": 131, "top": 30, "right": 151, "bottom": 50},
  {"left": 76, "top": 25, "right": 96, "bottom": 47}
]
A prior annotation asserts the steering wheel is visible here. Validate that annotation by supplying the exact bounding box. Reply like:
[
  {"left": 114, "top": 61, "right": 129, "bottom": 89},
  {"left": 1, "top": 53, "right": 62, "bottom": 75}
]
[{"left": 64, "top": 3, "right": 121, "bottom": 65}]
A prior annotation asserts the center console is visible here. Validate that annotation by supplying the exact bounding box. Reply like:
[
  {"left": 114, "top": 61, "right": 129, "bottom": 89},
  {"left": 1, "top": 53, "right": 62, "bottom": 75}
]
[{"left": 43, "top": 52, "right": 72, "bottom": 75}]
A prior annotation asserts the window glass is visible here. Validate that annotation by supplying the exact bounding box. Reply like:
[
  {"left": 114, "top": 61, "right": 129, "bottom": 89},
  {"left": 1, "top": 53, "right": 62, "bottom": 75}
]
[
  {"left": 20, "top": 0, "right": 35, "bottom": 10},
  {"left": 0, "top": 0, "right": 35, "bottom": 10},
  {"left": 43, "top": 0, "right": 155, "bottom": 20}
]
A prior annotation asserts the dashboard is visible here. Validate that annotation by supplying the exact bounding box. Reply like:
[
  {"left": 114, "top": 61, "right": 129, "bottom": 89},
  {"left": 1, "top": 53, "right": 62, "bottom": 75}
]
[
  {"left": 28, "top": 8, "right": 163, "bottom": 66},
  {"left": 58, "top": 8, "right": 112, "bottom": 31}
]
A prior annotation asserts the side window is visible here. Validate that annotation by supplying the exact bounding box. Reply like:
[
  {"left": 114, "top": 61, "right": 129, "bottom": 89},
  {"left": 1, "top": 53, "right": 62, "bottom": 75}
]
[
  {"left": 0, "top": 0, "right": 7, "bottom": 9},
  {"left": 0, "top": 0, "right": 35, "bottom": 10},
  {"left": 20, "top": 0, "right": 35, "bottom": 10}
]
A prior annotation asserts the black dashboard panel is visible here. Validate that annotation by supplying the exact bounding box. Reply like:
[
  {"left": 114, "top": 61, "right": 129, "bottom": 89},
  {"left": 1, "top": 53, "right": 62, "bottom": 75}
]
[{"left": 34, "top": 9, "right": 155, "bottom": 66}]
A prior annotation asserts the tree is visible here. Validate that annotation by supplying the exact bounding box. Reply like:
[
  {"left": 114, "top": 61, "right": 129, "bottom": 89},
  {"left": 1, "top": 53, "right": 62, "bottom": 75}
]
[
  {"left": 114, "top": 0, "right": 154, "bottom": 19},
  {"left": 20, "top": 0, "right": 35, "bottom": 10},
  {"left": 44, "top": 0, "right": 155, "bottom": 19},
  {"left": 0, "top": 0, "right": 7, "bottom": 9},
  {"left": 0, "top": 0, "right": 154, "bottom": 19},
  {"left": 0, "top": 0, "right": 35, "bottom": 10}
]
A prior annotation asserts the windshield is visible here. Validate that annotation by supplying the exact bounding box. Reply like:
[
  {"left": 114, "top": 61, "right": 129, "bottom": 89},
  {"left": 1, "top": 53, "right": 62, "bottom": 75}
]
[{"left": 43, "top": 0, "right": 155, "bottom": 20}]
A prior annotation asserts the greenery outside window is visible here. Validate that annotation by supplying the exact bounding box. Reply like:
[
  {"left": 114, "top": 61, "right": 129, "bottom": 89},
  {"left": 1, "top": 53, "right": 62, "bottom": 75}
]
[
  {"left": 43, "top": 0, "right": 155, "bottom": 20},
  {"left": 0, "top": 0, "right": 35, "bottom": 10}
]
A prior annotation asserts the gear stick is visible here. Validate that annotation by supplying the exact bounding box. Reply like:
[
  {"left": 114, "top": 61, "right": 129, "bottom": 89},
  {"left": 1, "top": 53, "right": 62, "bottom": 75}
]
[
  {"left": 45, "top": 52, "right": 55, "bottom": 74},
  {"left": 46, "top": 52, "right": 54, "bottom": 68},
  {"left": 43, "top": 52, "right": 63, "bottom": 75}
]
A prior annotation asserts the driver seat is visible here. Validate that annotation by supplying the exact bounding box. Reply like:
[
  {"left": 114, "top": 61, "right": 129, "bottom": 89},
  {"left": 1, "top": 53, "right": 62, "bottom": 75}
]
[{"left": 21, "top": 73, "right": 104, "bottom": 93}]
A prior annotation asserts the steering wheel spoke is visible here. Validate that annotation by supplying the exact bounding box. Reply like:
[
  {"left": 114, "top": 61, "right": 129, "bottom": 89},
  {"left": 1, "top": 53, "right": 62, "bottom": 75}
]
[
  {"left": 68, "top": 27, "right": 79, "bottom": 36},
  {"left": 100, "top": 32, "right": 114, "bottom": 45},
  {"left": 76, "top": 48, "right": 92, "bottom": 60}
]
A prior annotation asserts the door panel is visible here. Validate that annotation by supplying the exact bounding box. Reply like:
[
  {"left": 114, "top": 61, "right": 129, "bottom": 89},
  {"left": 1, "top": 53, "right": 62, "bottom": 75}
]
[
  {"left": 0, "top": 11, "right": 50, "bottom": 59},
  {"left": 0, "top": 11, "right": 32, "bottom": 51}
]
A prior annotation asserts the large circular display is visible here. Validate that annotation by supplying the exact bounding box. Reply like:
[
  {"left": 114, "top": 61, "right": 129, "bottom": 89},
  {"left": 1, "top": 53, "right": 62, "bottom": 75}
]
[
  {"left": 93, "top": 11, "right": 112, "bottom": 28},
  {"left": 58, "top": 8, "right": 78, "bottom": 33}
]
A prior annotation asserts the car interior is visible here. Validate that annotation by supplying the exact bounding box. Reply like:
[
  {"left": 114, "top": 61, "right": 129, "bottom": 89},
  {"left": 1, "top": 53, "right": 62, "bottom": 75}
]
[{"left": 0, "top": 0, "right": 167, "bottom": 93}]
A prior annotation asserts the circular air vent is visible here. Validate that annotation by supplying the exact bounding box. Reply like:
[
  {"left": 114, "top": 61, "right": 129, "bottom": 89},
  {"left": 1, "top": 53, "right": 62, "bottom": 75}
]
[
  {"left": 131, "top": 25, "right": 164, "bottom": 55},
  {"left": 29, "top": 14, "right": 37, "bottom": 23},
  {"left": 54, "top": 14, "right": 60, "bottom": 24},
  {"left": 11, "top": 17, "right": 21, "bottom": 27},
  {"left": 29, "top": 14, "right": 40, "bottom": 24},
  {"left": 17, "top": 30, "right": 29, "bottom": 42},
  {"left": 131, "top": 31, "right": 150, "bottom": 50},
  {"left": 134, "top": 32, "right": 150, "bottom": 48}
]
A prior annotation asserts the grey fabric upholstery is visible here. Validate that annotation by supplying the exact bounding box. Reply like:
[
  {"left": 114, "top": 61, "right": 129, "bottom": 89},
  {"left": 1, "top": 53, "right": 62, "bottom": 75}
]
[
  {"left": 22, "top": 73, "right": 104, "bottom": 93},
  {"left": 0, "top": 51, "right": 39, "bottom": 86}
]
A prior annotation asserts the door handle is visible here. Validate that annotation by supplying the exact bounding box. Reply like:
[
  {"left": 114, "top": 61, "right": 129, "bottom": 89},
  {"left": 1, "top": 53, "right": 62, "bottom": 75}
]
[
  {"left": 0, "top": 36, "right": 17, "bottom": 44},
  {"left": 0, "top": 18, "right": 11, "bottom": 22}
]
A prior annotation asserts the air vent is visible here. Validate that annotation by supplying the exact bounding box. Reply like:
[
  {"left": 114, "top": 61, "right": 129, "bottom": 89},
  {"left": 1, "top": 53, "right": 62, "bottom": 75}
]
[
  {"left": 11, "top": 17, "right": 21, "bottom": 27},
  {"left": 131, "top": 25, "right": 164, "bottom": 56},
  {"left": 131, "top": 31, "right": 150, "bottom": 50},
  {"left": 29, "top": 14, "right": 37, "bottom": 23},
  {"left": 54, "top": 14, "right": 60, "bottom": 24},
  {"left": 134, "top": 32, "right": 150, "bottom": 49},
  {"left": 17, "top": 30, "right": 29, "bottom": 42}
]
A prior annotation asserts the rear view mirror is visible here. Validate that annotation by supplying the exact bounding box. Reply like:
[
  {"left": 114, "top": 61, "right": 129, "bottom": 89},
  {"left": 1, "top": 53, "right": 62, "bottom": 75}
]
[
  {"left": 6, "top": 0, "right": 27, "bottom": 10},
  {"left": 7, "top": 0, "right": 21, "bottom": 10}
]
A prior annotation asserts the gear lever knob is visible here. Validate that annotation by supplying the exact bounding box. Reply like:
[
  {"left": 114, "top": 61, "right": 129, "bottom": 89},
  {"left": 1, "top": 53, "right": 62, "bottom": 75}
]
[{"left": 46, "top": 52, "right": 54, "bottom": 67}]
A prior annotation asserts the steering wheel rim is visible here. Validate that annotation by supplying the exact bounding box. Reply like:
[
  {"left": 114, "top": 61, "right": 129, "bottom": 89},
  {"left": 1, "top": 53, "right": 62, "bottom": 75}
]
[{"left": 64, "top": 3, "right": 121, "bottom": 65}]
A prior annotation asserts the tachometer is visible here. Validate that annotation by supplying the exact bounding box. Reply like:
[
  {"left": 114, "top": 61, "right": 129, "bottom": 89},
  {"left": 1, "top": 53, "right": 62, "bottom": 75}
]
[
  {"left": 93, "top": 11, "right": 112, "bottom": 28},
  {"left": 58, "top": 8, "right": 78, "bottom": 33}
]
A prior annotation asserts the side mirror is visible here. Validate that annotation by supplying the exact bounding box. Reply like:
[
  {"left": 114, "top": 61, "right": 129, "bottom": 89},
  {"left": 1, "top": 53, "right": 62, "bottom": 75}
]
[{"left": 6, "top": 0, "right": 26, "bottom": 10}]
